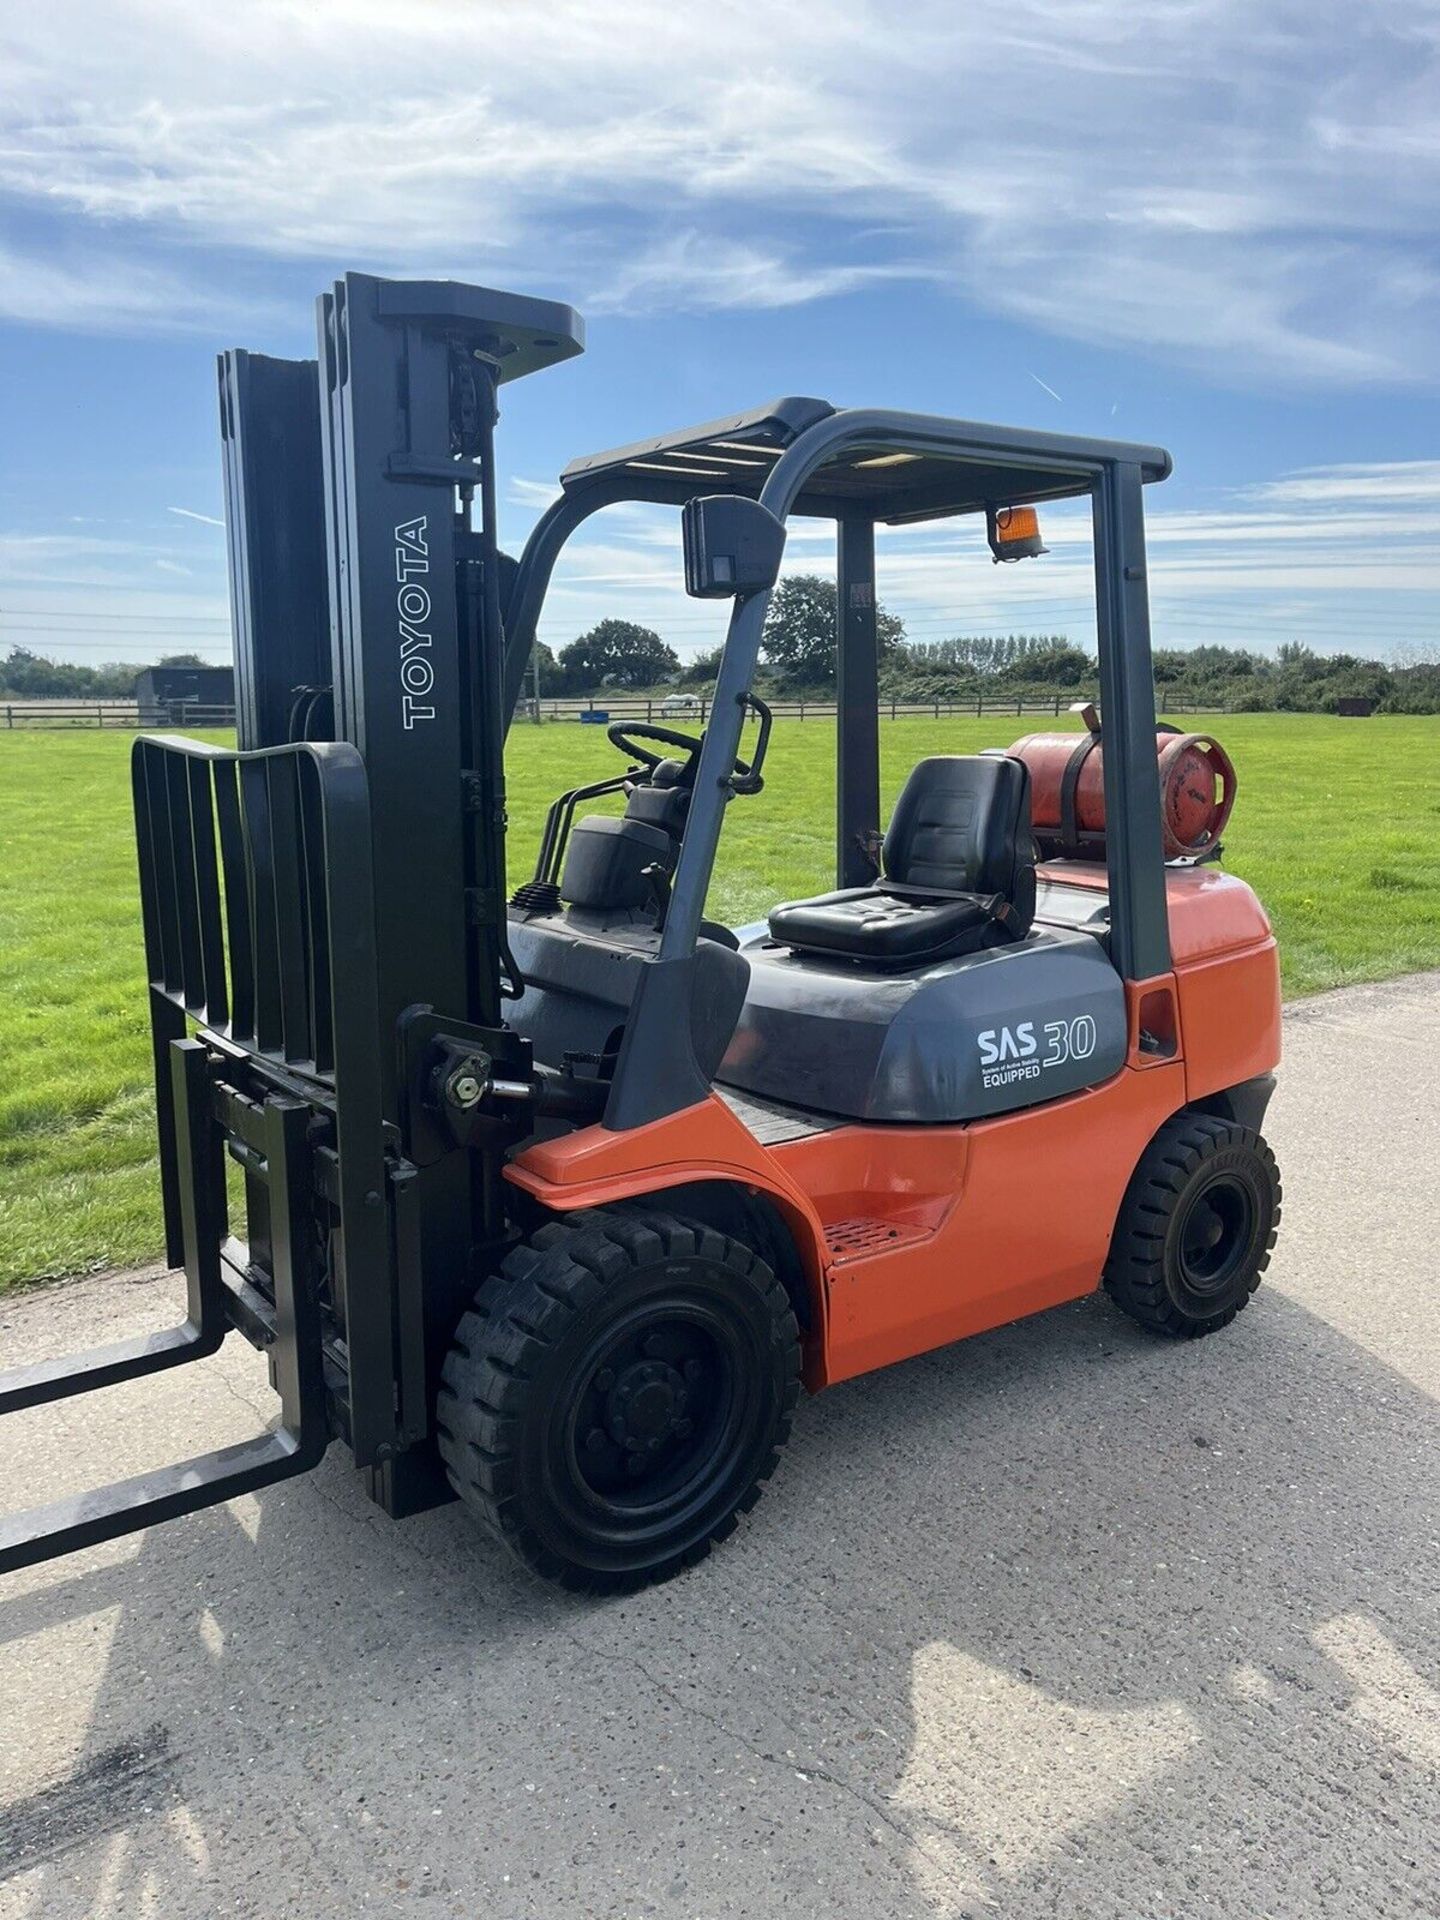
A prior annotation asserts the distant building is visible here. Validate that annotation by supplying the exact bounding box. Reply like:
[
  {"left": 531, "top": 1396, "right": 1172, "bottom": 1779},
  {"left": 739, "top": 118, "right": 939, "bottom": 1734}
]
[
  {"left": 134, "top": 664, "right": 236, "bottom": 723},
  {"left": 1334, "top": 696, "right": 1377, "bottom": 718}
]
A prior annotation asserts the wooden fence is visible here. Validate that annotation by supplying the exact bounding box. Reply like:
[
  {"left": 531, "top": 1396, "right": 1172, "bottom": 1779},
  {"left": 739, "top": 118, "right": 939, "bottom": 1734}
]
[
  {"left": 5, "top": 692, "right": 1236, "bottom": 732},
  {"left": 2, "top": 701, "right": 237, "bottom": 731},
  {"left": 495, "top": 693, "right": 1236, "bottom": 724}
]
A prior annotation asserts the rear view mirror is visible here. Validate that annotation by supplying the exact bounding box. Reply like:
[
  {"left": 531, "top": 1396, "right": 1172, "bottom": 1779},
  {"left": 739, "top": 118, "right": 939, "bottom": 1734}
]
[{"left": 682, "top": 494, "right": 786, "bottom": 597}]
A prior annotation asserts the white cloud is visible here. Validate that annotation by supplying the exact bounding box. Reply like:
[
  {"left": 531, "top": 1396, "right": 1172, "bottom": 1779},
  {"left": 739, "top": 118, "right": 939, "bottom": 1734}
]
[
  {"left": 590, "top": 233, "right": 929, "bottom": 315},
  {"left": 0, "top": 531, "right": 155, "bottom": 572},
  {"left": 0, "top": 528, "right": 227, "bottom": 598},
  {"left": 1246, "top": 462, "right": 1440, "bottom": 506},
  {"left": 0, "top": 237, "right": 269, "bottom": 333},
  {"left": 509, "top": 478, "right": 563, "bottom": 512},
  {"left": 0, "top": 2, "right": 1435, "bottom": 380}
]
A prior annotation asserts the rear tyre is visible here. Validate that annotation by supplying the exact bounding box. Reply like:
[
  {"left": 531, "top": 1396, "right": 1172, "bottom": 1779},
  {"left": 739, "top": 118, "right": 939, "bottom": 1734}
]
[
  {"left": 437, "top": 1208, "right": 801, "bottom": 1592},
  {"left": 1104, "top": 1111, "right": 1280, "bottom": 1338}
]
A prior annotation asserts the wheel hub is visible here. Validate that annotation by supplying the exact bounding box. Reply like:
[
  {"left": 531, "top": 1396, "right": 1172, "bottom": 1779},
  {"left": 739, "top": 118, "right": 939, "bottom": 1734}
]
[
  {"left": 1179, "top": 1175, "right": 1255, "bottom": 1294},
  {"left": 572, "top": 1313, "right": 727, "bottom": 1497},
  {"left": 604, "top": 1360, "right": 690, "bottom": 1454},
  {"left": 1193, "top": 1207, "right": 1226, "bottom": 1251}
]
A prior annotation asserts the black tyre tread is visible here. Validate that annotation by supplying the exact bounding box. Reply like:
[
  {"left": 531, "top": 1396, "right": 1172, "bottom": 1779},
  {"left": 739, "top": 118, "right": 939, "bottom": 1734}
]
[
  {"left": 438, "top": 1206, "right": 800, "bottom": 1592},
  {"left": 1104, "top": 1111, "right": 1280, "bottom": 1338}
]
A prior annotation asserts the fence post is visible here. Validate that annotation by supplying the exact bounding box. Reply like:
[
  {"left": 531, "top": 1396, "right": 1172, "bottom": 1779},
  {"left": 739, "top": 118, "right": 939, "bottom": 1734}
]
[
  {"left": 646, "top": 698, "right": 653, "bottom": 723},
  {"left": 5, "top": 706, "right": 11, "bottom": 729},
  {"left": 976, "top": 694, "right": 983, "bottom": 718}
]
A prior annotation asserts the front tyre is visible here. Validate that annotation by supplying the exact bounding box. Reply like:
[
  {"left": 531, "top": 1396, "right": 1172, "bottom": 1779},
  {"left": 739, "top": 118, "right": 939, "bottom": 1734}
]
[
  {"left": 437, "top": 1209, "right": 801, "bottom": 1592},
  {"left": 1104, "top": 1111, "right": 1280, "bottom": 1338}
]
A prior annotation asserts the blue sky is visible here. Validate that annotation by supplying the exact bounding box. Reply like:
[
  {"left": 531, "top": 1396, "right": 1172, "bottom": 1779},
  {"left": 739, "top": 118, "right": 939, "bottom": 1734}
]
[{"left": 1, "top": 0, "right": 1437, "bottom": 668}]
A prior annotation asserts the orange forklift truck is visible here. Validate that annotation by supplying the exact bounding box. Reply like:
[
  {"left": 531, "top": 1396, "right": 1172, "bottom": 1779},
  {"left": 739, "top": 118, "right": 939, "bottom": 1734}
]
[{"left": 0, "top": 274, "right": 1280, "bottom": 1592}]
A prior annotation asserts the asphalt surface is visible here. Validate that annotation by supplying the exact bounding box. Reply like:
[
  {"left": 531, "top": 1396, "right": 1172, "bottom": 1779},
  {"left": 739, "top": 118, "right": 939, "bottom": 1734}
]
[{"left": 1, "top": 973, "right": 1437, "bottom": 1919}]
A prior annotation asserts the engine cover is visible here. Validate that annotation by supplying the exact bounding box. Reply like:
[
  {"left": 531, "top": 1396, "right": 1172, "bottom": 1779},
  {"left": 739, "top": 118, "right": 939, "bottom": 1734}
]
[{"left": 719, "top": 925, "right": 1127, "bottom": 1124}]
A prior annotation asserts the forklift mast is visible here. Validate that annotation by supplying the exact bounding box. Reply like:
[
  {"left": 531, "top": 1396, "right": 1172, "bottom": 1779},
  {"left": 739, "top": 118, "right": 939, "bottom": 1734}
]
[
  {"left": 0, "top": 276, "right": 583, "bottom": 1571},
  {"left": 235, "top": 275, "right": 582, "bottom": 1047}
]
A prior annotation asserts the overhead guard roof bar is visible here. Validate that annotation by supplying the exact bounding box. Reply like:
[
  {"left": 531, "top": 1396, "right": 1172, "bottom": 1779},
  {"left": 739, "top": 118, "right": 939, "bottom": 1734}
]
[{"left": 560, "top": 397, "right": 1171, "bottom": 524}]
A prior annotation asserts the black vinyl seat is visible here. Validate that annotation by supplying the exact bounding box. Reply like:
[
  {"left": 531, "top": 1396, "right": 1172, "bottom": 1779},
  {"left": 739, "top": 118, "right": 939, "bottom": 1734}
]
[
  {"left": 621, "top": 757, "right": 693, "bottom": 840},
  {"left": 558, "top": 763, "right": 693, "bottom": 913},
  {"left": 767, "top": 755, "right": 1036, "bottom": 967}
]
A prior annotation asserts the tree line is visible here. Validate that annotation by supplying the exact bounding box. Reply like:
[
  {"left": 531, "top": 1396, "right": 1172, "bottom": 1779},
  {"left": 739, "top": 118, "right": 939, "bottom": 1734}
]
[
  {"left": 883, "top": 635, "right": 1440, "bottom": 714},
  {"left": 0, "top": 649, "right": 210, "bottom": 700},
  {"left": 6, "top": 578, "right": 1438, "bottom": 714},
  {"left": 536, "top": 578, "right": 1439, "bottom": 714},
  {"left": 1146, "top": 641, "right": 1440, "bottom": 715}
]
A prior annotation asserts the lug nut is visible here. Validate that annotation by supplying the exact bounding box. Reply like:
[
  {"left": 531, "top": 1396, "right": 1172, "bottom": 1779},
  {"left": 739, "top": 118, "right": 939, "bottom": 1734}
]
[
  {"left": 683, "top": 1359, "right": 701, "bottom": 1383},
  {"left": 585, "top": 1427, "right": 607, "bottom": 1453}
]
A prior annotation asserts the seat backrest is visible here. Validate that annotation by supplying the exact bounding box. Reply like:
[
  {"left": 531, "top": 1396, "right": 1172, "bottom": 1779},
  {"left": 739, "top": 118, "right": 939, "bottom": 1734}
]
[
  {"left": 623, "top": 779, "right": 691, "bottom": 840},
  {"left": 883, "top": 755, "right": 1032, "bottom": 895},
  {"left": 560, "top": 814, "right": 672, "bottom": 911}
]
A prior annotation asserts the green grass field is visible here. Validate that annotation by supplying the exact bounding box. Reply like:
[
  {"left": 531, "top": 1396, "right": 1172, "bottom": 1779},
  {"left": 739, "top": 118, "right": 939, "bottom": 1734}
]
[{"left": 2, "top": 713, "right": 1437, "bottom": 1289}]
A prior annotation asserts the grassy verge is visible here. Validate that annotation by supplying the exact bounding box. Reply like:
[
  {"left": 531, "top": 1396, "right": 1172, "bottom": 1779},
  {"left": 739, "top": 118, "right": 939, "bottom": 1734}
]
[{"left": 2, "top": 714, "right": 1437, "bottom": 1288}]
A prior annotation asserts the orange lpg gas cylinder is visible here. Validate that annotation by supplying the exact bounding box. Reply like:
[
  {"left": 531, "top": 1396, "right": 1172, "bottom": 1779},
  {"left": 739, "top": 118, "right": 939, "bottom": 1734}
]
[{"left": 1009, "top": 710, "right": 1236, "bottom": 862}]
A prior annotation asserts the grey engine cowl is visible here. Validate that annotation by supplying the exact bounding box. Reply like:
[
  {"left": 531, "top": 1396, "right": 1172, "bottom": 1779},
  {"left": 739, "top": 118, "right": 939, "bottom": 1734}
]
[{"left": 719, "top": 925, "right": 1127, "bottom": 1124}]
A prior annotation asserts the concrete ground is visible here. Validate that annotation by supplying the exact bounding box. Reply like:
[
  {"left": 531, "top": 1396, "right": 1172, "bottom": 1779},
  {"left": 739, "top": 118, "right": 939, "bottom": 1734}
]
[{"left": 1, "top": 974, "right": 1437, "bottom": 1919}]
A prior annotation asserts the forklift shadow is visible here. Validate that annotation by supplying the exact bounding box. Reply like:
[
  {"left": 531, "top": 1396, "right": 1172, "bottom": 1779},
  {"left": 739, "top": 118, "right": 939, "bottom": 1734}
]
[
  {"left": 3, "top": 1284, "right": 1437, "bottom": 1916},
  {"left": 735, "top": 1282, "right": 1440, "bottom": 1912}
]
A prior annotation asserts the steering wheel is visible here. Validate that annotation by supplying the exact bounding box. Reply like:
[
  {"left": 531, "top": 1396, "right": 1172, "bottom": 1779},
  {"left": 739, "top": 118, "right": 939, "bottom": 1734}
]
[
  {"left": 608, "top": 697, "right": 772, "bottom": 796},
  {"left": 606, "top": 720, "right": 705, "bottom": 775}
]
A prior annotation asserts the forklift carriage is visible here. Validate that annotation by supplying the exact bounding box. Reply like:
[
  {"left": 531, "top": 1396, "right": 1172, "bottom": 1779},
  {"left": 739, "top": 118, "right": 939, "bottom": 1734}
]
[{"left": 0, "top": 274, "right": 1282, "bottom": 1591}]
